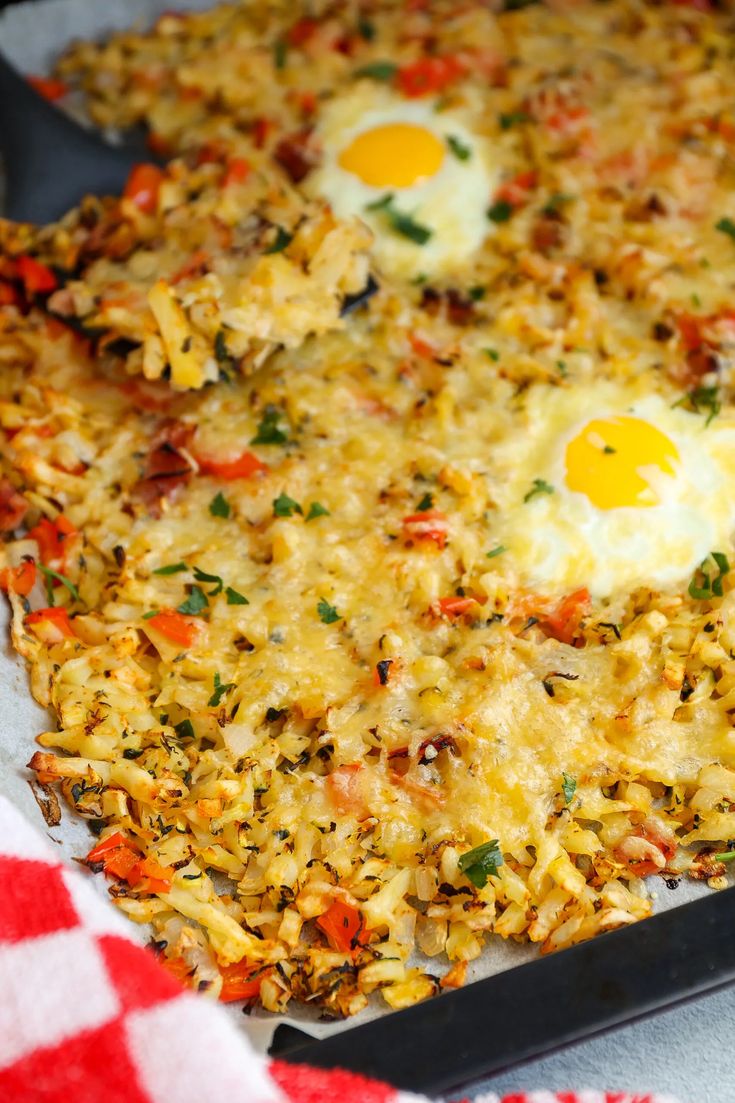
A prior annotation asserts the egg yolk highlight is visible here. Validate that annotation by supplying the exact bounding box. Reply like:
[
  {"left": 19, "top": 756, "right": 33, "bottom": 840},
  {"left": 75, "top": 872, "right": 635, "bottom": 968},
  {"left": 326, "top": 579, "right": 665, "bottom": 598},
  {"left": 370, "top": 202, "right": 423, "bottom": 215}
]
[
  {"left": 565, "top": 416, "right": 679, "bottom": 509},
  {"left": 338, "top": 123, "right": 445, "bottom": 188}
]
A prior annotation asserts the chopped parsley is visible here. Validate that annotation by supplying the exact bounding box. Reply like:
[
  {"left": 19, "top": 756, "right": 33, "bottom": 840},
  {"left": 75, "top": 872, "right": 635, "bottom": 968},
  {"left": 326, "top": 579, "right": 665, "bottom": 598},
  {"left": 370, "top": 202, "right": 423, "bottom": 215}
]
[
  {"left": 209, "top": 492, "right": 231, "bottom": 519},
  {"left": 603, "top": 445, "right": 616, "bottom": 455},
  {"left": 484, "top": 348, "right": 500, "bottom": 361},
  {"left": 317, "top": 597, "right": 341, "bottom": 624},
  {"left": 447, "top": 134, "right": 472, "bottom": 161},
  {"left": 542, "top": 192, "right": 573, "bottom": 215},
  {"left": 306, "top": 501, "right": 330, "bottom": 521},
  {"left": 562, "top": 773, "right": 577, "bottom": 804},
  {"left": 469, "top": 285, "right": 486, "bottom": 301},
  {"left": 689, "top": 384, "right": 721, "bottom": 427},
  {"left": 177, "top": 586, "right": 209, "bottom": 615},
  {"left": 715, "top": 217, "right": 735, "bottom": 242},
  {"left": 273, "top": 492, "right": 303, "bottom": 518},
  {"left": 486, "top": 545, "right": 506, "bottom": 559},
  {"left": 208, "top": 672, "right": 236, "bottom": 708},
  {"left": 192, "top": 566, "right": 223, "bottom": 596},
  {"left": 366, "top": 193, "right": 433, "bottom": 245},
  {"left": 524, "top": 478, "right": 554, "bottom": 503},
  {"left": 556, "top": 359, "right": 568, "bottom": 377},
  {"left": 273, "top": 38, "right": 288, "bottom": 70},
  {"left": 487, "top": 199, "right": 513, "bottom": 223},
  {"left": 357, "top": 16, "right": 375, "bottom": 40},
  {"left": 251, "top": 406, "right": 288, "bottom": 445},
  {"left": 354, "top": 60, "right": 397, "bottom": 81},
  {"left": 153, "top": 562, "right": 188, "bottom": 576},
  {"left": 37, "top": 565, "right": 79, "bottom": 606},
  {"left": 416, "top": 491, "right": 434, "bottom": 512},
  {"left": 142, "top": 609, "right": 160, "bottom": 620},
  {"left": 225, "top": 586, "right": 249, "bottom": 606},
  {"left": 458, "top": 839, "right": 503, "bottom": 889},
  {"left": 499, "top": 111, "right": 530, "bottom": 130},
  {"left": 689, "top": 551, "right": 730, "bottom": 601},
  {"left": 174, "top": 718, "right": 195, "bottom": 741},
  {"left": 264, "top": 225, "right": 294, "bottom": 254}
]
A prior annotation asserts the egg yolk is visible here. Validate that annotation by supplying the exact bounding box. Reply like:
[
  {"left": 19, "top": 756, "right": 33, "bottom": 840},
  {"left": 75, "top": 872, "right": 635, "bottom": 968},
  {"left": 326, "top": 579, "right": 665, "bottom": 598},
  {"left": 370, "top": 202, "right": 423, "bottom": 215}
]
[
  {"left": 565, "top": 416, "right": 679, "bottom": 509},
  {"left": 338, "top": 123, "right": 445, "bottom": 188}
]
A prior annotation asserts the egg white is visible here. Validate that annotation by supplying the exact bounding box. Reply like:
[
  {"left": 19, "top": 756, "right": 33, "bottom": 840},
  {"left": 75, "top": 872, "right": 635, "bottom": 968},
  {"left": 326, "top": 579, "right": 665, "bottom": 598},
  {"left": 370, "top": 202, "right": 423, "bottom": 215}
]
[
  {"left": 492, "top": 382, "right": 735, "bottom": 597},
  {"left": 306, "top": 87, "right": 497, "bottom": 279}
]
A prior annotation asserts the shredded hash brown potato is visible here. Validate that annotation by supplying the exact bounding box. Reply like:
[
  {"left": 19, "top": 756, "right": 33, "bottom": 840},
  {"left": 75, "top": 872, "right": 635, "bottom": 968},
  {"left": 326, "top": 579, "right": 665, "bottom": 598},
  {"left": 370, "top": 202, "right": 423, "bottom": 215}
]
[{"left": 3, "top": 0, "right": 735, "bottom": 1016}]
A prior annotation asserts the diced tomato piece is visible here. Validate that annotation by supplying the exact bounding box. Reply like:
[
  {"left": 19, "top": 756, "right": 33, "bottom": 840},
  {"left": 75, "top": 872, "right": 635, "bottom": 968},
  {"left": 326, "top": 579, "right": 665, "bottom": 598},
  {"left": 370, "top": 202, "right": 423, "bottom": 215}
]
[
  {"left": 316, "top": 900, "right": 370, "bottom": 954},
  {"left": 287, "top": 17, "right": 319, "bottom": 46},
  {"left": 222, "top": 158, "right": 251, "bottom": 187},
  {"left": 27, "top": 515, "right": 77, "bottom": 569},
  {"left": 496, "top": 170, "right": 537, "bottom": 209},
  {"left": 436, "top": 596, "right": 476, "bottom": 617},
  {"left": 402, "top": 509, "right": 449, "bottom": 550},
  {"left": 146, "top": 610, "right": 200, "bottom": 648},
  {"left": 0, "top": 560, "right": 36, "bottom": 596},
  {"left": 219, "top": 961, "right": 269, "bottom": 1003},
  {"left": 25, "top": 606, "right": 76, "bottom": 641},
  {"left": 543, "top": 587, "right": 591, "bottom": 646},
  {"left": 123, "top": 163, "right": 165, "bottom": 214},
  {"left": 0, "top": 280, "right": 22, "bottom": 308},
  {"left": 0, "top": 479, "right": 29, "bottom": 532},
  {"left": 16, "top": 255, "right": 57, "bottom": 294},
  {"left": 27, "top": 75, "right": 68, "bottom": 101},
  {"left": 196, "top": 450, "right": 267, "bottom": 480},
  {"left": 126, "top": 857, "right": 173, "bottom": 894},
  {"left": 397, "top": 55, "right": 465, "bottom": 98}
]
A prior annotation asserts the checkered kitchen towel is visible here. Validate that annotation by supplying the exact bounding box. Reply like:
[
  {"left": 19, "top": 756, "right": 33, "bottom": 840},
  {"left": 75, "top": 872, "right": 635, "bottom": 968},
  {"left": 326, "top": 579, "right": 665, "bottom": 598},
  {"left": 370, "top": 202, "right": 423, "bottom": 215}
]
[{"left": 0, "top": 794, "right": 680, "bottom": 1103}]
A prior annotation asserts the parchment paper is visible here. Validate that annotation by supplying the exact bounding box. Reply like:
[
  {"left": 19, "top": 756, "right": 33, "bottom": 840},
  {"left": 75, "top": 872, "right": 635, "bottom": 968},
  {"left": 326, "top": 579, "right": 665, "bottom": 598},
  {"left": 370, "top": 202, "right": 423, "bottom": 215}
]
[{"left": 0, "top": 0, "right": 713, "bottom": 1054}]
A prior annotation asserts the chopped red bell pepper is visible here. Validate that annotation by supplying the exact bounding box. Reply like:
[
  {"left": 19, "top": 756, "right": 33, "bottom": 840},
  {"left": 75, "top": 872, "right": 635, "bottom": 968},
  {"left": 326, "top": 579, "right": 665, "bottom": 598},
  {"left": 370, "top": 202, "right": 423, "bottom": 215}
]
[
  {"left": 402, "top": 509, "right": 449, "bottom": 550},
  {"left": 0, "top": 280, "right": 22, "bottom": 308},
  {"left": 218, "top": 961, "right": 269, "bottom": 1003},
  {"left": 123, "top": 163, "right": 165, "bottom": 214},
  {"left": 436, "top": 596, "right": 477, "bottom": 617},
  {"left": 0, "top": 479, "right": 29, "bottom": 532},
  {"left": 222, "top": 158, "right": 251, "bottom": 187},
  {"left": 316, "top": 900, "right": 370, "bottom": 954},
  {"left": 25, "top": 606, "right": 76, "bottom": 640},
  {"left": 0, "top": 560, "right": 36, "bottom": 597},
  {"left": 543, "top": 587, "right": 591, "bottom": 646},
  {"left": 27, "top": 75, "right": 68, "bottom": 101},
  {"left": 397, "top": 55, "right": 465, "bottom": 98},
  {"left": 16, "top": 255, "right": 57, "bottom": 294},
  {"left": 126, "top": 857, "right": 173, "bottom": 894},
  {"left": 27, "top": 515, "right": 77, "bottom": 569},
  {"left": 196, "top": 450, "right": 267, "bottom": 480},
  {"left": 146, "top": 610, "right": 200, "bottom": 648},
  {"left": 287, "top": 17, "right": 319, "bottom": 46}
]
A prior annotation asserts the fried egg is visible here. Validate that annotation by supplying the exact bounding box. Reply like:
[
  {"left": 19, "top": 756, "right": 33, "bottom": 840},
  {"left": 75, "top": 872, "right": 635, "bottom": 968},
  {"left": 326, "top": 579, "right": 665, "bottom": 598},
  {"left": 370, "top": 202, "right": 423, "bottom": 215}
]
[
  {"left": 307, "top": 88, "right": 496, "bottom": 278},
  {"left": 494, "top": 383, "right": 735, "bottom": 597}
]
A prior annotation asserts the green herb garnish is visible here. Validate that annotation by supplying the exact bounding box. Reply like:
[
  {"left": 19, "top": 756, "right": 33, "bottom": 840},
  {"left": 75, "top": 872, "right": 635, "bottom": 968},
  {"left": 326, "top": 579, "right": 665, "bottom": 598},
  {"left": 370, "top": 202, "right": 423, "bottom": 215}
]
[
  {"left": 192, "top": 566, "right": 223, "bottom": 596},
  {"left": 689, "top": 551, "right": 730, "bottom": 600},
  {"left": 251, "top": 407, "right": 288, "bottom": 445},
  {"left": 317, "top": 597, "right": 341, "bottom": 624},
  {"left": 357, "top": 17, "right": 375, "bottom": 40},
  {"left": 177, "top": 586, "right": 209, "bottom": 615},
  {"left": 366, "top": 193, "right": 433, "bottom": 244},
  {"left": 273, "top": 493, "right": 303, "bottom": 518},
  {"left": 690, "top": 384, "right": 721, "bottom": 427},
  {"left": 142, "top": 609, "right": 160, "bottom": 620},
  {"left": 174, "top": 718, "right": 195, "bottom": 741},
  {"left": 486, "top": 545, "right": 506, "bottom": 559},
  {"left": 562, "top": 773, "right": 577, "bottom": 804},
  {"left": 416, "top": 491, "right": 434, "bottom": 512},
  {"left": 209, "top": 492, "right": 231, "bottom": 519},
  {"left": 487, "top": 199, "right": 513, "bottom": 223},
  {"left": 499, "top": 111, "right": 530, "bottom": 130},
  {"left": 214, "top": 330, "right": 231, "bottom": 365},
  {"left": 715, "top": 217, "right": 735, "bottom": 241},
  {"left": 354, "top": 60, "right": 397, "bottom": 81},
  {"left": 208, "top": 672, "right": 236, "bottom": 708},
  {"left": 306, "top": 501, "right": 330, "bottom": 521},
  {"left": 524, "top": 478, "right": 554, "bottom": 503},
  {"left": 264, "top": 225, "right": 294, "bottom": 254},
  {"left": 153, "top": 562, "right": 188, "bottom": 576},
  {"left": 447, "top": 134, "right": 472, "bottom": 161},
  {"left": 37, "top": 565, "right": 79, "bottom": 606},
  {"left": 225, "top": 586, "right": 249, "bottom": 605},
  {"left": 458, "top": 839, "right": 504, "bottom": 889},
  {"left": 274, "top": 38, "right": 288, "bottom": 69},
  {"left": 484, "top": 348, "right": 500, "bottom": 361}
]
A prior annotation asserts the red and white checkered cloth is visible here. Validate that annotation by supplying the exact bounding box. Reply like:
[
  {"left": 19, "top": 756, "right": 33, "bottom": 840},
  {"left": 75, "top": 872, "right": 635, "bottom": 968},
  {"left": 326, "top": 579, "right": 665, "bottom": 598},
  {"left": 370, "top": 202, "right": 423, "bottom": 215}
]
[{"left": 0, "top": 794, "right": 680, "bottom": 1103}]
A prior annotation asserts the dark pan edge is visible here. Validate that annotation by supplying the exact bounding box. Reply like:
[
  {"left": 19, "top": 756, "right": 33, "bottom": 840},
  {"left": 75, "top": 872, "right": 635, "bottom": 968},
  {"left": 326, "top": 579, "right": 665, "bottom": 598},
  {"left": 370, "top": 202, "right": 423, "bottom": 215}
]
[{"left": 273, "top": 884, "right": 735, "bottom": 1095}]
